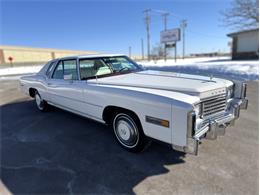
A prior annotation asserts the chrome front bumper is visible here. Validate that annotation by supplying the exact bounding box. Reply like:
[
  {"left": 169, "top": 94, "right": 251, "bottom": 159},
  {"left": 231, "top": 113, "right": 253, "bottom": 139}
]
[{"left": 172, "top": 97, "right": 248, "bottom": 155}]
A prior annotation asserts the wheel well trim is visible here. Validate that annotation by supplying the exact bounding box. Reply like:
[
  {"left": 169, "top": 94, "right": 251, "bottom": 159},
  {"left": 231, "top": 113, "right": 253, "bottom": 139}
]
[{"left": 102, "top": 105, "right": 141, "bottom": 125}]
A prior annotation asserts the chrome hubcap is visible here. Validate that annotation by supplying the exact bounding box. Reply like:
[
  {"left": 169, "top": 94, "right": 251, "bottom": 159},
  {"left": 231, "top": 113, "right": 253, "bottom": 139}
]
[
  {"left": 114, "top": 114, "right": 139, "bottom": 148},
  {"left": 117, "top": 121, "right": 131, "bottom": 141}
]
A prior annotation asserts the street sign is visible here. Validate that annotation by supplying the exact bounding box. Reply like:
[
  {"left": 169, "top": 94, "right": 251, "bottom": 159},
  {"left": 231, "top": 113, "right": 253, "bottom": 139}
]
[
  {"left": 8, "top": 56, "right": 13, "bottom": 62},
  {"left": 160, "top": 28, "right": 180, "bottom": 43},
  {"left": 8, "top": 56, "right": 13, "bottom": 67}
]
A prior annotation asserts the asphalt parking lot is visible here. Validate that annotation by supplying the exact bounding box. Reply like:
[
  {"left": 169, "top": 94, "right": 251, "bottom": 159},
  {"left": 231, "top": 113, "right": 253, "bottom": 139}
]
[{"left": 0, "top": 79, "right": 258, "bottom": 195}]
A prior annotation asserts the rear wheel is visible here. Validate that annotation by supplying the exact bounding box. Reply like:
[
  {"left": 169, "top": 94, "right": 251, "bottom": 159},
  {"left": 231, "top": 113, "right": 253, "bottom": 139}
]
[
  {"left": 35, "top": 91, "right": 48, "bottom": 112},
  {"left": 112, "top": 112, "right": 148, "bottom": 152}
]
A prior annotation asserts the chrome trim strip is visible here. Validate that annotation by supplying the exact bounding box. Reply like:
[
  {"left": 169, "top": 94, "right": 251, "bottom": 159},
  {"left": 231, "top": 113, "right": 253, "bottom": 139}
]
[
  {"left": 187, "top": 111, "right": 196, "bottom": 137},
  {"left": 200, "top": 93, "right": 226, "bottom": 101},
  {"left": 215, "top": 113, "right": 235, "bottom": 124},
  {"left": 194, "top": 125, "right": 209, "bottom": 140},
  {"left": 240, "top": 98, "right": 248, "bottom": 109},
  {"left": 241, "top": 83, "right": 247, "bottom": 98}
]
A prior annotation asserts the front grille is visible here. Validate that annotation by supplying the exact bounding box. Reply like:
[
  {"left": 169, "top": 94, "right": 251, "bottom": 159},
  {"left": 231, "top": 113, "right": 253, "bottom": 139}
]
[{"left": 202, "top": 93, "right": 227, "bottom": 117}]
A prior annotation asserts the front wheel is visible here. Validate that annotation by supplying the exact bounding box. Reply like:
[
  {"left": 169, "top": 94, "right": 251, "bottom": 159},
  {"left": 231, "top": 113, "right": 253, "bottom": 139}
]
[
  {"left": 112, "top": 112, "right": 148, "bottom": 152},
  {"left": 35, "top": 91, "right": 48, "bottom": 112}
]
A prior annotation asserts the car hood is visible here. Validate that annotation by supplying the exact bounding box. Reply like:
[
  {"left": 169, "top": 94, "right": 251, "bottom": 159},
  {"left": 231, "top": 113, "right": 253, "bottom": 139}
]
[{"left": 89, "top": 70, "right": 233, "bottom": 99}]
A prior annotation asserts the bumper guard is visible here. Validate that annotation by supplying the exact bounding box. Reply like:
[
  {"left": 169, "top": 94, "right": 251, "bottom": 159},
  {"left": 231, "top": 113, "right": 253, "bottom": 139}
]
[{"left": 172, "top": 97, "right": 248, "bottom": 155}]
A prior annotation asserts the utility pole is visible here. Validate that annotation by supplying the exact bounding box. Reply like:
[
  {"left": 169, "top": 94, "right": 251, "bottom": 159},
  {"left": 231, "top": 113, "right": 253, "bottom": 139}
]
[
  {"left": 162, "top": 12, "right": 169, "bottom": 61},
  {"left": 141, "top": 38, "right": 144, "bottom": 60},
  {"left": 175, "top": 43, "right": 177, "bottom": 62},
  {"left": 181, "top": 20, "right": 187, "bottom": 59},
  {"left": 128, "top": 46, "right": 132, "bottom": 58},
  {"left": 162, "top": 13, "right": 169, "bottom": 30},
  {"left": 144, "top": 9, "right": 151, "bottom": 61}
]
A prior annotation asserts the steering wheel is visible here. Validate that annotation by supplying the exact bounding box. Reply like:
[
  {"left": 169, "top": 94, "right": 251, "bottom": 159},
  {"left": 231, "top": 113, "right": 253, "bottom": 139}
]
[{"left": 118, "top": 67, "right": 130, "bottom": 72}]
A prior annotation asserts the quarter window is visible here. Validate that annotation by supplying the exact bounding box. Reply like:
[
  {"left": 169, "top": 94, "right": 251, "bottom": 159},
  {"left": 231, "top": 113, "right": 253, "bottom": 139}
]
[{"left": 46, "top": 61, "right": 56, "bottom": 77}]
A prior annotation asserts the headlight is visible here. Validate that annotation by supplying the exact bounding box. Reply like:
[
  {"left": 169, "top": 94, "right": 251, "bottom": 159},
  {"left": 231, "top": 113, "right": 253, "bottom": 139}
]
[
  {"left": 194, "top": 103, "right": 202, "bottom": 117},
  {"left": 226, "top": 86, "right": 234, "bottom": 99}
]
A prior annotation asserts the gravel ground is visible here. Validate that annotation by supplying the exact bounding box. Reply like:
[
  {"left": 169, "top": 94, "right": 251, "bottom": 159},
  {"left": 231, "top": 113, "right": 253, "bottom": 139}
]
[{"left": 0, "top": 79, "right": 258, "bottom": 195}]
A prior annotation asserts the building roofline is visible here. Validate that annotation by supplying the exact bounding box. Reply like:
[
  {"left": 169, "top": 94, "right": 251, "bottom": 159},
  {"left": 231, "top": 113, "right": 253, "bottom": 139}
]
[
  {"left": 227, "top": 28, "right": 259, "bottom": 37},
  {"left": 0, "top": 45, "right": 97, "bottom": 54}
]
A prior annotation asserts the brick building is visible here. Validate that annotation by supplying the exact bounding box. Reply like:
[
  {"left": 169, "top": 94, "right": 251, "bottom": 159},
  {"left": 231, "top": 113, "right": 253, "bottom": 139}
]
[{"left": 227, "top": 28, "right": 259, "bottom": 60}]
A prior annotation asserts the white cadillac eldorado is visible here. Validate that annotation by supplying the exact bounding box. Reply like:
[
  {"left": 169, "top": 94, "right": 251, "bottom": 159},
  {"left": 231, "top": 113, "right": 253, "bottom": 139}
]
[{"left": 20, "top": 54, "right": 248, "bottom": 155}]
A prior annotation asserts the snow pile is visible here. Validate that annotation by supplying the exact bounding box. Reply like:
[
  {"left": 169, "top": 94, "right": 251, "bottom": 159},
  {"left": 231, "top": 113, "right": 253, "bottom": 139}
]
[
  {"left": 0, "top": 57, "right": 258, "bottom": 81},
  {"left": 139, "top": 57, "right": 259, "bottom": 81},
  {"left": 0, "top": 65, "right": 43, "bottom": 76}
]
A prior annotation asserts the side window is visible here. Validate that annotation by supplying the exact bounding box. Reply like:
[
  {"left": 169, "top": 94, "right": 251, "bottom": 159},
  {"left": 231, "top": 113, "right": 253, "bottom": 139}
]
[
  {"left": 63, "top": 60, "right": 78, "bottom": 80},
  {"left": 52, "top": 60, "right": 78, "bottom": 80},
  {"left": 79, "top": 59, "right": 112, "bottom": 79}
]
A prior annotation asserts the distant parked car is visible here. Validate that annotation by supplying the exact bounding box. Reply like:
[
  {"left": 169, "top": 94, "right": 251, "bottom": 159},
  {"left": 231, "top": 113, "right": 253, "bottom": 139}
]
[{"left": 20, "top": 54, "right": 248, "bottom": 154}]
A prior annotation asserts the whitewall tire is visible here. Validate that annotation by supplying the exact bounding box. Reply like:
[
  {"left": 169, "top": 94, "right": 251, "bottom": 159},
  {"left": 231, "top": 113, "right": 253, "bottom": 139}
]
[
  {"left": 112, "top": 112, "right": 148, "bottom": 152},
  {"left": 35, "top": 91, "right": 48, "bottom": 112}
]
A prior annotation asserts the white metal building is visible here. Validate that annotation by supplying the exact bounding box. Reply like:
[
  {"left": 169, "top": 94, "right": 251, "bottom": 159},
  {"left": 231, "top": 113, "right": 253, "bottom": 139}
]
[{"left": 227, "top": 28, "right": 259, "bottom": 60}]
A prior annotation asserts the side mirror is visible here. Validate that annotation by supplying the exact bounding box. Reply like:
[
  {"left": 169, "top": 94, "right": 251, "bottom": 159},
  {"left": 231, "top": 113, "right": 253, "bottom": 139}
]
[{"left": 64, "top": 74, "right": 73, "bottom": 80}]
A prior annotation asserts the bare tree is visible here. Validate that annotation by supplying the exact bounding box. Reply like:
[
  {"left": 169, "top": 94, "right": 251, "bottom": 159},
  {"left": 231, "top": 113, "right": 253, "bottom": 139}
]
[{"left": 222, "top": 0, "right": 259, "bottom": 29}]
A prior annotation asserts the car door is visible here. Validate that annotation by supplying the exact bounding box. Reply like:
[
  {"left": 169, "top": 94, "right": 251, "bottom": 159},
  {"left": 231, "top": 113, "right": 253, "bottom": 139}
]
[
  {"left": 47, "top": 59, "right": 85, "bottom": 112},
  {"left": 77, "top": 58, "right": 112, "bottom": 120}
]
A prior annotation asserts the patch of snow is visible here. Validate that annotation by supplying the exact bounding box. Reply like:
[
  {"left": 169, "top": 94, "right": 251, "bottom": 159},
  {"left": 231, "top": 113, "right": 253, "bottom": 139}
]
[
  {"left": 0, "top": 57, "right": 258, "bottom": 81},
  {"left": 0, "top": 65, "right": 43, "bottom": 76},
  {"left": 138, "top": 56, "right": 259, "bottom": 81}
]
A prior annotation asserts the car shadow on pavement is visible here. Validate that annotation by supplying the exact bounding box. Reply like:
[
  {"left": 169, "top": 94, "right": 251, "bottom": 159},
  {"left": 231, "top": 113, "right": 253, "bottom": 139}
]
[{"left": 1, "top": 99, "right": 186, "bottom": 194}]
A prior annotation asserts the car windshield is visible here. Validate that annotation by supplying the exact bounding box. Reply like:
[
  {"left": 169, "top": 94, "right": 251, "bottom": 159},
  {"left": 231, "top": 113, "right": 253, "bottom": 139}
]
[
  {"left": 103, "top": 56, "right": 140, "bottom": 72},
  {"left": 80, "top": 56, "right": 142, "bottom": 80}
]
